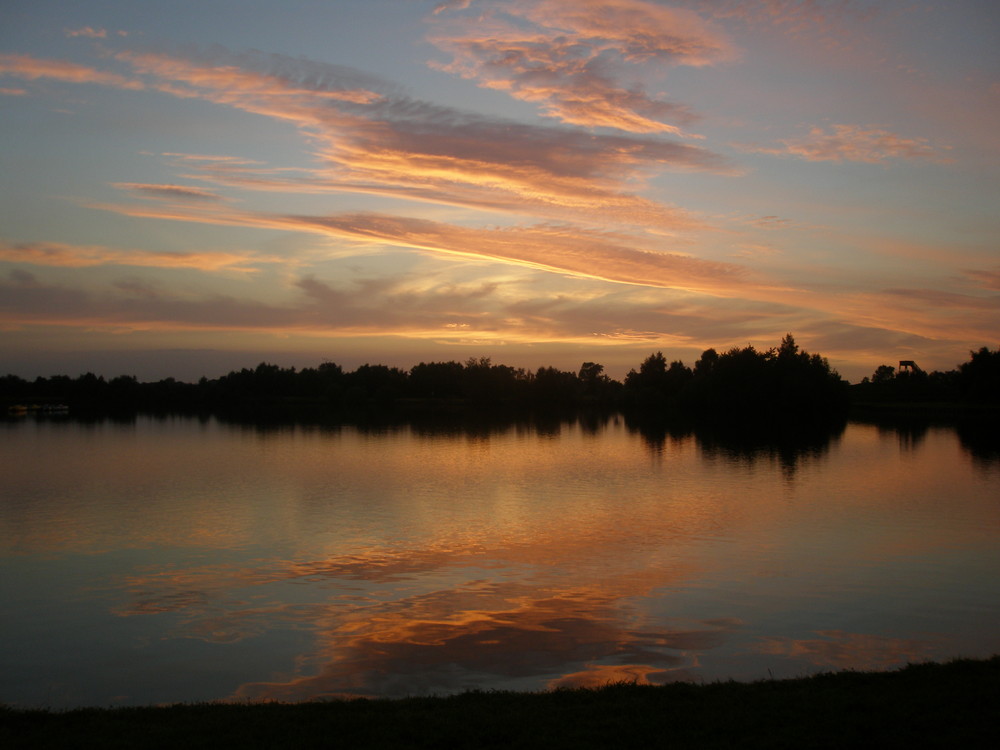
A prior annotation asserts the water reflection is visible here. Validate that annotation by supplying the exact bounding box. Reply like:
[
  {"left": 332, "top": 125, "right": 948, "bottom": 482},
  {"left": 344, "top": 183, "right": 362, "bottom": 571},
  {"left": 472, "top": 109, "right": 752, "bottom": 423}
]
[
  {"left": 622, "top": 411, "right": 846, "bottom": 479},
  {"left": 757, "top": 630, "right": 935, "bottom": 671},
  {"left": 852, "top": 412, "right": 1000, "bottom": 469},
  {"left": 956, "top": 420, "right": 1000, "bottom": 468},
  {"left": 1, "top": 411, "right": 998, "bottom": 707},
  {"left": 230, "top": 583, "right": 742, "bottom": 700},
  {"left": 208, "top": 405, "right": 619, "bottom": 440}
]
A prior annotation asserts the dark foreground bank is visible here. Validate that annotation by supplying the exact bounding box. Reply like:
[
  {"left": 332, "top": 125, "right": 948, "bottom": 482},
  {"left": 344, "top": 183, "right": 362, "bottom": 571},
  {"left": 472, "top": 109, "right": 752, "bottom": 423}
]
[{"left": 3, "top": 657, "right": 998, "bottom": 749}]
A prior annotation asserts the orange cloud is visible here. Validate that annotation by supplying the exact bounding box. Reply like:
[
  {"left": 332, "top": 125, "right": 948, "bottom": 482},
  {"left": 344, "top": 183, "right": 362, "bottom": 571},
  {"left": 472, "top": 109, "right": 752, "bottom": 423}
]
[
  {"left": 964, "top": 268, "right": 1000, "bottom": 292},
  {"left": 0, "top": 240, "right": 274, "bottom": 272},
  {"left": 87, "top": 198, "right": 745, "bottom": 295},
  {"left": 5, "top": 44, "right": 990, "bottom": 373},
  {"left": 291, "top": 212, "right": 746, "bottom": 295},
  {"left": 0, "top": 52, "right": 144, "bottom": 90},
  {"left": 116, "top": 50, "right": 381, "bottom": 106},
  {"left": 169, "top": 139, "right": 715, "bottom": 232},
  {"left": 429, "top": 0, "right": 734, "bottom": 134},
  {"left": 92, "top": 48, "right": 731, "bottom": 227},
  {"left": 740, "top": 124, "right": 945, "bottom": 164},
  {"left": 76, "top": 195, "right": 1000, "bottom": 356}
]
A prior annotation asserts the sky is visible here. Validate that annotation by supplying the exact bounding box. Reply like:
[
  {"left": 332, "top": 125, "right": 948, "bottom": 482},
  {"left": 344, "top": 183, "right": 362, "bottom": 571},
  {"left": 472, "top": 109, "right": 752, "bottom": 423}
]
[{"left": 1, "top": 0, "right": 998, "bottom": 383}]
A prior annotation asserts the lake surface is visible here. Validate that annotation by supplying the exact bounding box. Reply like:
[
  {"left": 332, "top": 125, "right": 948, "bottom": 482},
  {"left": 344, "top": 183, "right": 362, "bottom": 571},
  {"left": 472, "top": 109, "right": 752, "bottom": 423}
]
[{"left": 1, "top": 412, "right": 998, "bottom": 708}]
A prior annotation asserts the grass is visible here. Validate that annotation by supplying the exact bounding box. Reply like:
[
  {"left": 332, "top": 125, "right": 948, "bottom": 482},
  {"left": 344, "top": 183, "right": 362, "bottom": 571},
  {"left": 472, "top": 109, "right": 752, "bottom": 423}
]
[{"left": 3, "top": 657, "right": 998, "bottom": 749}]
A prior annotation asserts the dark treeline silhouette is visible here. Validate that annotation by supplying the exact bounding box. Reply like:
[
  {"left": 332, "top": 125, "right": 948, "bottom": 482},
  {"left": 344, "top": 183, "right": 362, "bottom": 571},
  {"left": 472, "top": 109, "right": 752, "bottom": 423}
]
[
  {"left": 3, "top": 336, "right": 997, "bottom": 419},
  {"left": 851, "top": 345, "right": 1000, "bottom": 407},
  {"left": 0, "top": 356, "right": 621, "bottom": 414},
  {"left": 622, "top": 334, "right": 850, "bottom": 422}
]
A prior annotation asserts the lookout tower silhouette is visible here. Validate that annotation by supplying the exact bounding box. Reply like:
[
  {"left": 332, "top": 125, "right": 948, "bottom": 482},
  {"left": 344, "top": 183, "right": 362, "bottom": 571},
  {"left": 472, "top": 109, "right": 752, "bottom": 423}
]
[{"left": 898, "top": 360, "right": 923, "bottom": 374}]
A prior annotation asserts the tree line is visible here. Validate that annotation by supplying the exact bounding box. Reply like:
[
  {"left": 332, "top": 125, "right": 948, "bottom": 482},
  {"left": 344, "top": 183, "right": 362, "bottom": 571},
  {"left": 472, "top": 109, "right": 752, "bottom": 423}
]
[
  {"left": 851, "top": 346, "right": 1000, "bottom": 405},
  {"left": 621, "top": 334, "right": 849, "bottom": 420},
  {"left": 0, "top": 356, "right": 622, "bottom": 412},
  {"left": 2, "top": 336, "right": 997, "bottom": 416}
]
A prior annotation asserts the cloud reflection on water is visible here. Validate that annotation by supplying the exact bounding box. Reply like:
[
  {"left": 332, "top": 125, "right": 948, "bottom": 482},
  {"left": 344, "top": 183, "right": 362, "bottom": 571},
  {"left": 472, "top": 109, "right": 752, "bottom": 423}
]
[
  {"left": 229, "top": 582, "right": 741, "bottom": 700},
  {"left": 756, "top": 630, "right": 935, "bottom": 671},
  {"left": 6, "top": 414, "right": 997, "bottom": 706},
  {"left": 112, "top": 539, "right": 719, "bottom": 697}
]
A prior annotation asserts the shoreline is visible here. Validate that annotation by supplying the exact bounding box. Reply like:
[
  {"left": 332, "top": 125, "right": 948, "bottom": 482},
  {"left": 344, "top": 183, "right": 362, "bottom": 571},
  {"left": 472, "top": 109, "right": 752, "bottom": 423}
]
[{"left": 4, "top": 656, "right": 998, "bottom": 748}]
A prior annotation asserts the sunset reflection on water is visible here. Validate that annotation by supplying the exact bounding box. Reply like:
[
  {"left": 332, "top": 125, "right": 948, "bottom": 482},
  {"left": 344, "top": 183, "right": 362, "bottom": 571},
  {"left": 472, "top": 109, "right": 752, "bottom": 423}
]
[{"left": 1, "top": 415, "right": 998, "bottom": 707}]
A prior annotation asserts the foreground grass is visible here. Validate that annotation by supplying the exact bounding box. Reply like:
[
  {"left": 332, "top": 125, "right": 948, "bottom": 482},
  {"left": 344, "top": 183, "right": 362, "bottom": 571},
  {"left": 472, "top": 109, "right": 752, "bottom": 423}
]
[{"left": 3, "top": 657, "right": 998, "bottom": 749}]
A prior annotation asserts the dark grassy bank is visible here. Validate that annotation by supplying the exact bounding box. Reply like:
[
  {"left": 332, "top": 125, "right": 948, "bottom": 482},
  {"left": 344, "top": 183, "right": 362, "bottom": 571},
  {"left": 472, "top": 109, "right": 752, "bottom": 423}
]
[{"left": 4, "top": 657, "right": 998, "bottom": 749}]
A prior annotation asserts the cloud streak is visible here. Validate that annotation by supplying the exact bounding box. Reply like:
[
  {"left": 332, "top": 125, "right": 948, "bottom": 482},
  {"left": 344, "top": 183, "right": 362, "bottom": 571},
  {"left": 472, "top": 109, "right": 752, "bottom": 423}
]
[
  {"left": 78, "top": 195, "right": 1000, "bottom": 350},
  {"left": 739, "top": 124, "right": 945, "bottom": 164},
  {"left": 1, "top": 41, "right": 733, "bottom": 240},
  {"left": 65, "top": 27, "right": 106, "bottom": 39},
  {"left": 429, "top": 0, "right": 734, "bottom": 134},
  {"left": 0, "top": 52, "right": 143, "bottom": 90},
  {"left": 7, "top": 44, "right": 725, "bottom": 230},
  {"left": 87, "top": 196, "right": 746, "bottom": 295},
  {"left": 112, "top": 183, "right": 225, "bottom": 202},
  {"left": 0, "top": 240, "right": 273, "bottom": 272}
]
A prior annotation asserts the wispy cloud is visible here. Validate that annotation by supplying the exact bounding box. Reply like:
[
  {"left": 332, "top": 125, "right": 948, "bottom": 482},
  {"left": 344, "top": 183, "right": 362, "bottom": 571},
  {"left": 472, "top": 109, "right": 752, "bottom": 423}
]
[
  {"left": 83, "top": 195, "right": 1000, "bottom": 349},
  {"left": 28, "top": 45, "right": 728, "bottom": 228},
  {"left": 738, "top": 124, "right": 945, "bottom": 164},
  {"left": 2, "top": 45, "right": 732, "bottom": 229},
  {"left": 0, "top": 265, "right": 521, "bottom": 341},
  {"left": 0, "top": 240, "right": 272, "bottom": 272},
  {"left": 964, "top": 268, "right": 1000, "bottom": 292},
  {"left": 0, "top": 52, "right": 144, "bottom": 90},
  {"left": 433, "top": 0, "right": 472, "bottom": 14},
  {"left": 703, "top": 0, "right": 873, "bottom": 31},
  {"left": 87, "top": 197, "right": 745, "bottom": 295},
  {"left": 65, "top": 27, "right": 107, "bottom": 39},
  {"left": 112, "top": 183, "right": 225, "bottom": 202},
  {"left": 115, "top": 49, "right": 383, "bottom": 105},
  {"left": 4, "top": 10, "right": 993, "bottom": 379},
  {"left": 428, "top": 0, "right": 734, "bottom": 134},
  {"left": 65, "top": 27, "right": 130, "bottom": 39},
  {"left": 288, "top": 212, "right": 746, "bottom": 294}
]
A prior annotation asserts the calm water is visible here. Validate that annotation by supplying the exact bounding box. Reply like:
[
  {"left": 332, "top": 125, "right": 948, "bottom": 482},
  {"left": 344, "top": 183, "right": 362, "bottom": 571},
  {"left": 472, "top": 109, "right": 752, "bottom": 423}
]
[{"left": 1, "top": 413, "right": 998, "bottom": 708}]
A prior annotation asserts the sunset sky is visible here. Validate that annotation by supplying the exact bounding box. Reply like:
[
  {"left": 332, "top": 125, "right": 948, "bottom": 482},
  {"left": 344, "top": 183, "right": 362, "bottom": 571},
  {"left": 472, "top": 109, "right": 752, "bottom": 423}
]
[{"left": 2, "top": 0, "right": 998, "bottom": 383}]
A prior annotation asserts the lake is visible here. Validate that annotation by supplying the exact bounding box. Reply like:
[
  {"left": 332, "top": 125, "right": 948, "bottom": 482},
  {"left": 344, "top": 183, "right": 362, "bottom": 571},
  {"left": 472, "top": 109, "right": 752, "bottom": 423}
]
[{"left": 1, "top": 411, "right": 998, "bottom": 708}]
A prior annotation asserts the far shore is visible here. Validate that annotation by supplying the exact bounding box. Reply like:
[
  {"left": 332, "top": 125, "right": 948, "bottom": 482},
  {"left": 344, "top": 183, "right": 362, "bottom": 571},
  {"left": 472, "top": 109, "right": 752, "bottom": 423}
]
[{"left": 3, "top": 656, "right": 998, "bottom": 749}]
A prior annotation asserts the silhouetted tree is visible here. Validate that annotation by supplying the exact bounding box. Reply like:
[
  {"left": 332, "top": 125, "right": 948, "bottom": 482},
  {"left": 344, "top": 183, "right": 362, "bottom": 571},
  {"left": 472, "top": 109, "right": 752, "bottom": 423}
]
[
  {"left": 408, "top": 361, "right": 465, "bottom": 399},
  {"left": 460, "top": 357, "right": 529, "bottom": 402},
  {"left": 624, "top": 352, "right": 667, "bottom": 406},
  {"left": 664, "top": 359, "right": 693, "bottom": 396},
  {"left": 533, "top": 366, "right": 579, "bottom": 403},
  {"left": 626, "top": 335, "right": 848, "bottom": 423},
  {"left": 578, "top": 362, "right": 604, "bottom": 388},
  {"left": 872, "top": 365, "right": 896, "bottom": 384},
  {"left": 694, "top": 348, "right": 718, "bottom": 377},
  {"left": 853, "top": 347, "right": 999, "bottom": 405},
  {"left": 959, "top": 346, "right": 1000, "bottom": 402},
  {"left": 344, "top": 364, "right": 407, "bottom": 405},
  {"left": 577, "top": 361, "right": 618, "bottom": 402}
]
